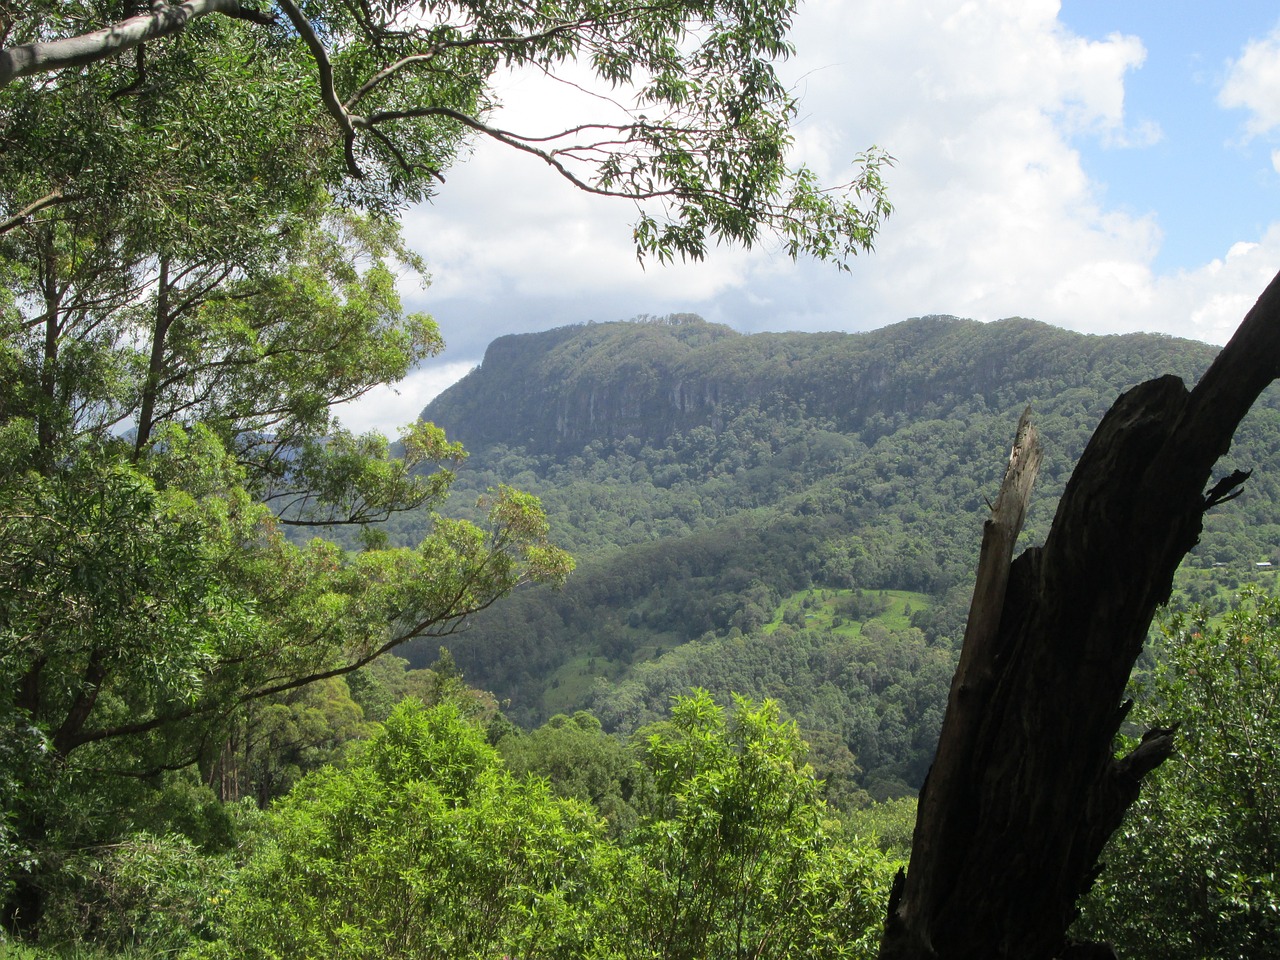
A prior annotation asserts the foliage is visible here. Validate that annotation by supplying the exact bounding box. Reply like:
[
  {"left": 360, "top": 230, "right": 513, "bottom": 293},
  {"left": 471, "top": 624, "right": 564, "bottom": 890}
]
[
  {"left": 35, "top": 830, "right": 237, "bottom": 956},
  {"left": 7, "top": 773, "right": 263, "bottom": 956},
  {"left": 499, "top": 710, "right": 647, "bottom": 836},
  {"left": 203, "top": 694, "right": 898, "bottom": 959},
  {"left": 613, "top": 691, "right": 895, "bottom": 960},
  {"left": 844, "top": 797, "right": 918, "bottom": 860},
  {"left": 398, "top": 315, "right": 1280, "bottom": 797},
  {"left": 1077, "top": 590, "right": 1280, "bottom": 959},
  {"left": 0, "top": 427, "right": 570, "bottom": 862},
  {"left": 1, "top": 0, "right": 891, "bottom": 265},
  {"left": 2, "top": 0, "right": 898, "bottom": 948},
  {"left": 0, "top": 14, "right": 571, "bottom": 927},
  {"left": 201, "top": 700, "right": 606, "bottom": 959}
]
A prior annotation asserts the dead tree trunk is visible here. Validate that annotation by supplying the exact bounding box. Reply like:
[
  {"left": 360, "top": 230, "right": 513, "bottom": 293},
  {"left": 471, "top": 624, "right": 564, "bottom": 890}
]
[{"left": 878, "top": 266, "right": 1280, "bottom": 960}]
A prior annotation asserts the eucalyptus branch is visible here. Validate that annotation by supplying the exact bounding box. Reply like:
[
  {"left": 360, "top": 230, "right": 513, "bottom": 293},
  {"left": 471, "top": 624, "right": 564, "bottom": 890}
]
[
  {"left": 57, "top": 594, "right": 476, "bottom": 749},
  {"left": 0, "top": 0, "right": 273, "bottom": 88},
  {"left": 239, "top": 588, "right": 505, "bottom": 705},
  {"left": 365, "top": 123, "right": 445, "bottom": 183},
  {"left": 345, "top": 47, "right": 447, "bottom": 109},
  {"left": 362, "top": 106, "right": 692, "bottom": 200},
  {"left": 343, "top": 1, "right": 667, "bottom": 111},
  {"left": 274, "top": 0, "right": 361, "bottom": 177},
  {"left": 0, "top": 188, "right": 81, "bottom": 234}
]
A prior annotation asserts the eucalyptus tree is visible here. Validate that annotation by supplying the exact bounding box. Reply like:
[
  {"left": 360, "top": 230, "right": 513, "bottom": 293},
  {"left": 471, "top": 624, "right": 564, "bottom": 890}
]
[
  {"left": 1, "top": 0, "right": 893, "bottom": 264},
  {"left": 0, "top": 0, "right": 892, "bottom": 937},
  {"left": 0, "top": 9, "right": 521, "bottom": 933}
]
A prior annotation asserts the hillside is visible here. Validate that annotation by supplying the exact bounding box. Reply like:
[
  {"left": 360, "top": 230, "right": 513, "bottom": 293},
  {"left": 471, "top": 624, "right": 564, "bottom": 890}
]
[
  {"left": 398, "top": 314, "right": 1280, "bottom": 801},
  {"left": 425, "top": 314, "right": 1209, "bottom": 456}
]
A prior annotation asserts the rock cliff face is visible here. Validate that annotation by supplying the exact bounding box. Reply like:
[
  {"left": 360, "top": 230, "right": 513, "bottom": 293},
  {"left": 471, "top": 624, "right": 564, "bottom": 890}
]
[
  {"left": 422, "top": 314, "right": 1214, "bottom": 454},
  {"left": 424, "top": 318, "right": 739, "bottom": 449}
]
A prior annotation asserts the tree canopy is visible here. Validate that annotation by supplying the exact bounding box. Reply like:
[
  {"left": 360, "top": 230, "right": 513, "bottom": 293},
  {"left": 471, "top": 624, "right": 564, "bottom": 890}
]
[
  {"left": 0, "top": 0, "right": 897, "bottom": 938},
  {"left": 1078, "top": 591, "right": 1280, "bottom": 958},
  {"left": 0, "top": 0, "right": 893, "bottom": 264},
  {"left": 200, "top": 693, "right": 897, "bottom": 960}
]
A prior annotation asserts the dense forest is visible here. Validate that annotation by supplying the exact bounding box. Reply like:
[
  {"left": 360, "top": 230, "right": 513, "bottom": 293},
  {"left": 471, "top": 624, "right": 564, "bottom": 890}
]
[
  {"left": 369, "top": 315, "right": 1280, "bottom": 799},
  {"left": 6, "top": 0, "right": 1280, "bottom": 955},
  {"left": 6, "top": 297, "right": 1280, "bottom": 955}
]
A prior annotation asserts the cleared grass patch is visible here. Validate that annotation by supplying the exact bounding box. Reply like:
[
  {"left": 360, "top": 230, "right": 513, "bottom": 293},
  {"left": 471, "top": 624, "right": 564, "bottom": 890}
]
[{"left": 764, "top": 587, "right": 931, "bottom": 637}]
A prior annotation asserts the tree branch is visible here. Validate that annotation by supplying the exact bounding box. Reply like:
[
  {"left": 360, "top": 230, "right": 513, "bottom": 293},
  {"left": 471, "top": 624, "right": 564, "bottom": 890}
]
[
  {"left": 364, "top": 123, "right": 445, "bottom": 183},
  {"left": 343, "top": 15, "right": 602, "bottom": 111},
  {"left": 362, "top": 106, "right": 690, "bottom": 199},
  {"left": 0, "top": 0, "right": 273, "bottom": 89},
  {"left": 0, "top": 189, "right": 80, "bottom": 234},
  {"left": 273, "top": 0, "right": 361, "bottom": 177},
  {"left": 51, "top": 553, "right": 523, "bottom": 753}
]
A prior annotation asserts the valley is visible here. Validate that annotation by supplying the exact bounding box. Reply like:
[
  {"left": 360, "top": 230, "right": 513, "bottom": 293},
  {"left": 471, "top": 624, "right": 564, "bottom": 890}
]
[{"left": 385, "top": 312, "right": 1280, "bottom": 801}]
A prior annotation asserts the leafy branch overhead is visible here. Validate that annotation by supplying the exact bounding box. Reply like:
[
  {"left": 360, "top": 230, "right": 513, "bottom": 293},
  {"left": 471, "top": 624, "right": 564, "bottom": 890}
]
[
  {"left": 0, "top": 0, "right": 890, "bottom": 938},
  {"left": 0, "top": 0, "right": 892, "bottom": 264}
]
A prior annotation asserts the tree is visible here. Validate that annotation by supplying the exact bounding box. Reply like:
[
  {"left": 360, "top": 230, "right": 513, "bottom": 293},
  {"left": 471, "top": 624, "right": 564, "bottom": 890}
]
[
  {"left": 1, "top": 0, "right": 893, "bottom": 265},
  {"left": 0, "top": 70, "right": 572, "bottom": 926},
  {"left": 203, "top": 699, "right": 610, "bottom": 959},
  {"left": 879, "top": 269, "right": 1280, "bottom": 960},
  {"left": 614, "top": 691, "right": 895, "bottom": 960},
  {"left": 203, "top": 692, "right": 898, "bottom": 960},
  {"left": 0, "top": 424, "right": 572, "bottom": 927},
  {"left": 1077, "top": 590, "right": 1280, "bottom": 959},
  {"left": 1, "top": 0, "right": 894, "bottom": 939},
  {"left": 499, "top": 709, "right": 646, "bottom": 835}
]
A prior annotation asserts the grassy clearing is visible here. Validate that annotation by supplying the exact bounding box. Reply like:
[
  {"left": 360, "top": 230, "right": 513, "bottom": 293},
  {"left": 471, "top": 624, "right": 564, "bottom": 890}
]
[
  {"left": 764, "top": 587, "right": 931, "bottom": 638},
  {"left": 541, "top": 653, "right": 610, "bottom": 716}
]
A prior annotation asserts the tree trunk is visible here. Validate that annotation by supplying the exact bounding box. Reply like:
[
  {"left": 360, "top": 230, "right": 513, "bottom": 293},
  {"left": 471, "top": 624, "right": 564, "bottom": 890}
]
[
  {"left": 878, "top": 266, "right": 1280, "bottom": 960},
  {"left": 134, "top": 254, "right": 172, "bottom": 457}
]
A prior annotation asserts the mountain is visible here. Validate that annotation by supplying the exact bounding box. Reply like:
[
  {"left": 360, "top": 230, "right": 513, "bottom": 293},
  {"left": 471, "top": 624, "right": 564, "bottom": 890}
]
[
  {"left": 425, "top": 314, "right": 1208, "bottom": 455},
  {"left": 401, "top": 314, "right": 1280, "bottom": 803}
]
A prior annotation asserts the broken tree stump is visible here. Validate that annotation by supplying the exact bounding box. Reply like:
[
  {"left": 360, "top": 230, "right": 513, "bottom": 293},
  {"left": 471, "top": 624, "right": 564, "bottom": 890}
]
[{"left": 878, "top": 266, "right": 1280, "bottom": 960}]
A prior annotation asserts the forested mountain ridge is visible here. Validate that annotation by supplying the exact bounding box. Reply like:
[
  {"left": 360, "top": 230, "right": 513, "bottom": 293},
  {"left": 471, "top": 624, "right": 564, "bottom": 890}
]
[
  {"left": 405, "top": 314, "right": 1280, "bottom": 800},
  {"left": 425, "top": 313, "right": 1211, "bottom": 454}
]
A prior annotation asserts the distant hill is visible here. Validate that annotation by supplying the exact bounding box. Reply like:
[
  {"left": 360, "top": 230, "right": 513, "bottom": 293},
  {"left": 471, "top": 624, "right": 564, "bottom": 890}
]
[
  {"left": 401, "top": 314, "right": 1280, "bottom": 803},
  {"left": 424, "top": 314, "right": 1211, "bottom": 455}
]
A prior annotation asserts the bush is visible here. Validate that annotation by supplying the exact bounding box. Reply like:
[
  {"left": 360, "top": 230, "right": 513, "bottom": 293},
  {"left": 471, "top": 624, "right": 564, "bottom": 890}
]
[{"left": 1077, "top": 590, "right": 1280, "bottom": 959}]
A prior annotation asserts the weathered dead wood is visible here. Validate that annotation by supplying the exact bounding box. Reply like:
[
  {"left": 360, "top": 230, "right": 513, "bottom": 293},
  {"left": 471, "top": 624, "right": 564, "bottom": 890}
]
[
  {"left": 885, "top": 406, "right": 1042, "bottom": 959},
  {"left": 878, "top": 266, "right": 1280, "bottom": 960}
]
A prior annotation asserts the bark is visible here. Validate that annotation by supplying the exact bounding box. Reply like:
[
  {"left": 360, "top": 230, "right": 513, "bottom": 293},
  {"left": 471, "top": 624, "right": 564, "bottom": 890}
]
[
  {"left": 51, "top": 648, "right": 108, "bottom": 757},
  {"left": 0, "top": 189, "right": 78, "bottom": 235},
  {"left": 879, "top": 266, "right": 1280, "bottom": 960},
  {"left": 0, "top": 0, "right": 272, "bottom": 89},
  {"left": 133, "top": 255, "right": 171, "bottom": 456},
  {"left": 36, "top": 239, "right": 62, "bottom": 460}
]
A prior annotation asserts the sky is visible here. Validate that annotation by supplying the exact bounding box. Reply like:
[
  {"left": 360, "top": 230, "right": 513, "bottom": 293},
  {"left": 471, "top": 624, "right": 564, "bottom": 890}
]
[{"left": 338, "top": 0, "right": 1280, "bottom": 434}]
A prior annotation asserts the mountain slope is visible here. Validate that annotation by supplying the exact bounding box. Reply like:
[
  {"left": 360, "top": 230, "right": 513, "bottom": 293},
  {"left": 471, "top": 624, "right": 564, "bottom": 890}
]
[
  {"left": 403, "top": 314, "right": 1280, "bottom": 800},
  {"left": 425, "top": 314, "right": 1210, "bottom": 456}
]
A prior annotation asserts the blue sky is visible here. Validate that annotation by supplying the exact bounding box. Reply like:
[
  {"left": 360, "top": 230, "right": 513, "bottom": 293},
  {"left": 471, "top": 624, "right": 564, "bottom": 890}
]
[
  {"left": 1060, "top": 1, "right": 1280, "bottom": 272},
  {"left": 339, "top": 1, "right": 1280, "bottom": 434}
]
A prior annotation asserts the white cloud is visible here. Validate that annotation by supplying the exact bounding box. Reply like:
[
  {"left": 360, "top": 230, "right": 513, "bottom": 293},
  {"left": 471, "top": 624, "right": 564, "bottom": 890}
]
[
  {"left": 333, "top": 360, "right": 478, "bottom": 436},
  {"left": 395, "top": 0, "right": 1280, "bottom": 359},
  {"left": 404, "top": 62, "right": 761, "bottom": 307},
  {"left": 745, "top": 0, "right": 1172, "bottom": 335},
  {"left": 1154, "top": 230, "right": 1280, "bottom": 342},
  {"left": 1220, "top": 23, "right": 1280, "bottom": 137}
]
